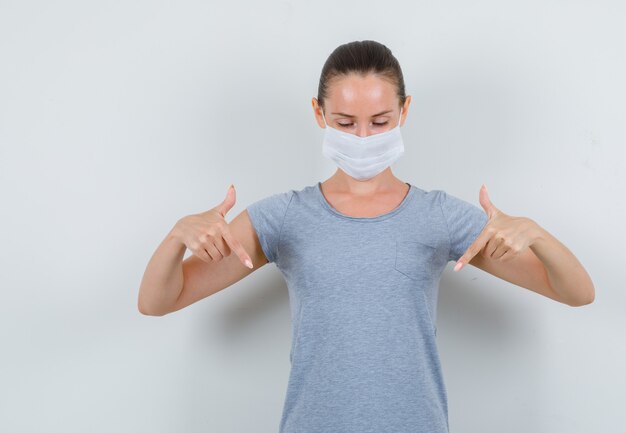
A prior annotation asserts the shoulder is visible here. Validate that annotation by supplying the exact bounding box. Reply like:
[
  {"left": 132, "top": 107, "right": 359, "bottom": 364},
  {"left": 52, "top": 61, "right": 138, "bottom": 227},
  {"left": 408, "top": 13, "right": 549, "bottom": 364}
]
[
  {"left": 244, "top": 184, "right": 315, "bottom": 263},
  {"left": 246, "top": 182, "right": 323, "bottom": 222},
  {"left": 434, "top": 188, "right": 479, "bottom": 212},
  {"left": 409, "top": 185, "right": 482, "bottom": 222},
  {"left": 252, "top": 183, "right": 321, "bottom": 209},
  {"left": 246, "top": 188, "right": 295, "bottom": 218},
  {"left": 405, "top": 183, "right": 446, "bottom": 210}
]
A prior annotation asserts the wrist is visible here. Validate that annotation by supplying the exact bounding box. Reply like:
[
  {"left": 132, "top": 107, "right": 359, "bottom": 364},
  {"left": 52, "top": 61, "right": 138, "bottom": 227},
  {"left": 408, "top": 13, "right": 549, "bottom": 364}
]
[
  {"left": 168, "top": 221, "right": 184, "bottom": 244},
  {"left": 526, "top": 217, "right": 547, "bottom": 246}
]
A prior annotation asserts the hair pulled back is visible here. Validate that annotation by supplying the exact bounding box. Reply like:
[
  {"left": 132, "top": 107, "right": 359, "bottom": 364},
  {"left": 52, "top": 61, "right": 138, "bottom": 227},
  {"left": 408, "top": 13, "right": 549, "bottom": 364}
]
[{"left": 317, "top": 40, "right": 407, "bottom": 111}]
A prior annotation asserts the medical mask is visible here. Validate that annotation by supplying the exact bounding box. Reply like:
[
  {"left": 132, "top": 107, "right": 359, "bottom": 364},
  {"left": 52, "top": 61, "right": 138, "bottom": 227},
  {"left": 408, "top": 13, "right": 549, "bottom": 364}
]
[{"left": 321, "top": 108, "right": 404, "bottom": 181}]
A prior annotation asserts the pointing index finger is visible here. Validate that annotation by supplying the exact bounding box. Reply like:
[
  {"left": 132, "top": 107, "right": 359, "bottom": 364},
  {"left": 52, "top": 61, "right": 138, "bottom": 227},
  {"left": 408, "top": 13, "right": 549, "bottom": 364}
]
[
  {"left": 454, "top": 229, "right": 490, "bottom": 271},
  {"left": 221, "top": 226, "right": 254, "bottom": 269}
]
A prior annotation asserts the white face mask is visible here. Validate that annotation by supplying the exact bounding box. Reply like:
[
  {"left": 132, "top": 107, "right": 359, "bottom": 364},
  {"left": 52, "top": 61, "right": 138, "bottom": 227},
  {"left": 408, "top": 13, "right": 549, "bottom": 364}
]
[{"left": 321, "top": 107, "right": 404, "bottom": 181}]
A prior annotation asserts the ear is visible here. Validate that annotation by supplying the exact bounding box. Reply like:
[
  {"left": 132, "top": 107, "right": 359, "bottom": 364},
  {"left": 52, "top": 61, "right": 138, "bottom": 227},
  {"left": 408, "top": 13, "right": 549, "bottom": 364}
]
[
  {"left": 312, "top": 97, "right": 326, "bottom": 129},
  {"left": 400, "top": 95, "right": 411, "bottom": 126}
]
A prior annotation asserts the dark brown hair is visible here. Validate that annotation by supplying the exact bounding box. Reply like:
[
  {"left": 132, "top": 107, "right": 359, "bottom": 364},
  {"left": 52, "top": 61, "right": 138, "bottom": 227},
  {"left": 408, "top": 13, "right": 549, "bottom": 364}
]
[{"left": 317, "top": 40, "right": 407, "bottom": 111}]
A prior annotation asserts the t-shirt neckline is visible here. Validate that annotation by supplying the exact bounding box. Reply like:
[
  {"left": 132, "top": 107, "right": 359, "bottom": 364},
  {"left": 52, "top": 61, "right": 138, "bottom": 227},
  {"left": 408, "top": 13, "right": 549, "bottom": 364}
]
[{"left": 315, "top": 181, "right": 415, "bottom": 222}]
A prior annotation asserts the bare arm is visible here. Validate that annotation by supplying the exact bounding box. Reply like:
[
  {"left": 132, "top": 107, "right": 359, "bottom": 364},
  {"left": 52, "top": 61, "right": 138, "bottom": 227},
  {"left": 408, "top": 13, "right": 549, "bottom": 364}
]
[
  {"left": 455, "top": 185, "right": 595, "bottom": 307},
  {"left": 167, "top": 209, "right": 268, "bottom": 315},
  {"left": 137, "top": 186, "right": 269, "bottom": 316},
  {"left": 137, "top": 228, "right": 188, "bottom": 316}
]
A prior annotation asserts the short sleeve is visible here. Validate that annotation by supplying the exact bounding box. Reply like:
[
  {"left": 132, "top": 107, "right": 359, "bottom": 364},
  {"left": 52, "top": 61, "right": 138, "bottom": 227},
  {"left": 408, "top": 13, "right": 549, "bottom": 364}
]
[
  {"left": 438, "top": 189, "right": 489, "bottom": 263},
  {"left": 246, "top": 190, "right": 294, "bottom": 264}
]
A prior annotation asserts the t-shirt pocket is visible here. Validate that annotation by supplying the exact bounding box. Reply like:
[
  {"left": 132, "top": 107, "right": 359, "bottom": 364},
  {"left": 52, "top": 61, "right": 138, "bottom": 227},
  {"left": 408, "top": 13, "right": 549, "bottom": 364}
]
[{"left": 394, "top": 239, "right": 437, "bottom": 282}]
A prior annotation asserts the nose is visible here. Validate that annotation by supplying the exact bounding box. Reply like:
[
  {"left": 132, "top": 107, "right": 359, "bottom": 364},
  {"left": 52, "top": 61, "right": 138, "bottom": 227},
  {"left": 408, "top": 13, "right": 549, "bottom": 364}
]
[{"left": 355, "top": 123, "right": 374, "bottom": 138}]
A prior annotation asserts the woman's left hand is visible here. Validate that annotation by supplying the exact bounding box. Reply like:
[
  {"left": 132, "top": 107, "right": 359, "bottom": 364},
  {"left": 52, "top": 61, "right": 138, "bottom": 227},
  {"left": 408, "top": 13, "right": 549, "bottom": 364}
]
[{"left": 454, "top": 184, "right": 539, "bottom": 272}]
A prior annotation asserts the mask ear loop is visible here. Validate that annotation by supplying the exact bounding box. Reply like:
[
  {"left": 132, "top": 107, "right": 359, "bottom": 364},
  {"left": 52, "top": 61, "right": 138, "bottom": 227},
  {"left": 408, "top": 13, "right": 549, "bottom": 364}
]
[{"left": 397, "top": 107, "right": 403, "bottom": 127}]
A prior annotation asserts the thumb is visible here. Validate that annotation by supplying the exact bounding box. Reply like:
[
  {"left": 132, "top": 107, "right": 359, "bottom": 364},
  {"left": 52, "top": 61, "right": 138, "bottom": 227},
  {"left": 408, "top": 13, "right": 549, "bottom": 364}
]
[
  {"left": 216, "top": 184, "right": 236, "bottom": 217},
  {"left": 479, "top": 183, "right": 498, "bottom": 219}
]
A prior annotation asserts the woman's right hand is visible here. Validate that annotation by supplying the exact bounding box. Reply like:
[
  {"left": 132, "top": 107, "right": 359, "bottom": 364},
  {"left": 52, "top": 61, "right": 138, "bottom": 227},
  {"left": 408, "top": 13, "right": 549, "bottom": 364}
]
[{"left": 172, "top": 184, "right": 254, "bottom": 269}]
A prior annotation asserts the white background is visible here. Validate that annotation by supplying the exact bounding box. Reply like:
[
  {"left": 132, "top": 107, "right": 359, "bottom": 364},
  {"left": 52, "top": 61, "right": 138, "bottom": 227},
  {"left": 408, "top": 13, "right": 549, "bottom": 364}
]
[{"left": 1, "top": 1, "right": 624, "bottom": 432}]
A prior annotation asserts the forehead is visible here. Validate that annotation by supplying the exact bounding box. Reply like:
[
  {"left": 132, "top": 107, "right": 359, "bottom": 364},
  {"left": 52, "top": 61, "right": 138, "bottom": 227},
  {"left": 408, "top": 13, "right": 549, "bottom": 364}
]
[{"left": 325, "top": 72, "right": 397, "bottom": 115}]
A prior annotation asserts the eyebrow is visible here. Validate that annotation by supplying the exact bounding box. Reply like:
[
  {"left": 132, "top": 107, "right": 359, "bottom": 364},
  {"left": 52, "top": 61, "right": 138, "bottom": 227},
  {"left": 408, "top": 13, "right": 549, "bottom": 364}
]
[{"left": 330, "top": 110, "right": 393, "bottom": 118}]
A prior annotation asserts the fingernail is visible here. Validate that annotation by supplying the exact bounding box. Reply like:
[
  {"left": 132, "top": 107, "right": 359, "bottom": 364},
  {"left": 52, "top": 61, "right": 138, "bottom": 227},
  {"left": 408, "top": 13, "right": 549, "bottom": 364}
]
[
  {"left": 245, "top": 259, "right": 253, "bottom": 269},
  {"left": 454, "top": 261, "right": 463, "bottom": 272}
]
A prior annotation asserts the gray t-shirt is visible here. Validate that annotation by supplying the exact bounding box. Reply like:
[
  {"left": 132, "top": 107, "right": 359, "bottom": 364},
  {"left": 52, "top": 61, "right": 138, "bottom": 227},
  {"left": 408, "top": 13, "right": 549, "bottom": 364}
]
[{"left": 246, "top": 181, "right": 488, "bottom": 433}]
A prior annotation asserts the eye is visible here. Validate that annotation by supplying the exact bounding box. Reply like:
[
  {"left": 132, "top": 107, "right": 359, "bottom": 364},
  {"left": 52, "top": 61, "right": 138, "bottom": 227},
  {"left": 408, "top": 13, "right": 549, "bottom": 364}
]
[{"left": 338, "top": 121, "right": 388, "bottom": 128}]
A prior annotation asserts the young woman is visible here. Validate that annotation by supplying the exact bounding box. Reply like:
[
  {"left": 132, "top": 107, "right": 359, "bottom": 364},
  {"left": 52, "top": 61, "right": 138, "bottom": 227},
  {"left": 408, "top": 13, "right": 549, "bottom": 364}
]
[{"left": 138, "top": 40, "right": 595, "bottom": 433}]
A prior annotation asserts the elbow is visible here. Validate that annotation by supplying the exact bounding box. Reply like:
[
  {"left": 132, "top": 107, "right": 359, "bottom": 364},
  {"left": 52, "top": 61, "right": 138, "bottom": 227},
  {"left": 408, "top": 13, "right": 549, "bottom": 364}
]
[
  {"left": 567, "top": 286, "right": 596, "bottom": 307},
  {"left": 137, "top": 300, "right": 152, "bottom": 316},
  {"left": 138, "top": 297, "right": 168, "bottom": 317}
]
